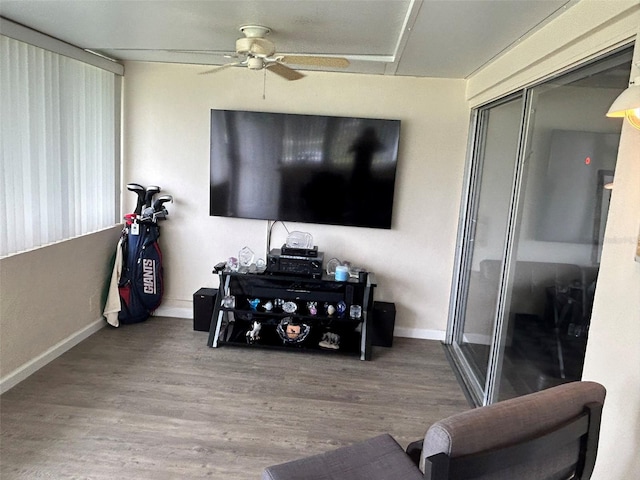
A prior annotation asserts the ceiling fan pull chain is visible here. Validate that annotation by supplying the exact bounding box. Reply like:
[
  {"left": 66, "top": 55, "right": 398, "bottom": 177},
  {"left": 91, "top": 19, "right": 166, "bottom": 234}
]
[{"left": 263, "top": 67, "right": 267, "bottom": 100}]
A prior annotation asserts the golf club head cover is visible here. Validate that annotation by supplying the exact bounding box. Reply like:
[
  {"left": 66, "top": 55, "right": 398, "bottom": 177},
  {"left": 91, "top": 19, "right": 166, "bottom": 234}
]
[
  {"left": 126, "top": 183, "right": 146, "bottom": 216},
  {"left": 153, "top": 194, "right": 173, "bottom": 212},
  {"left": 144, "top": 185, "right": 161, "bottom": 209}
]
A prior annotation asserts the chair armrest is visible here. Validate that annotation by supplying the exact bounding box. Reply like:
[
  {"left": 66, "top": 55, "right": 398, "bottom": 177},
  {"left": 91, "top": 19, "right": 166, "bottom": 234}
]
[{"left": 406, "top": 439, "right": 424, "bottom": 467}]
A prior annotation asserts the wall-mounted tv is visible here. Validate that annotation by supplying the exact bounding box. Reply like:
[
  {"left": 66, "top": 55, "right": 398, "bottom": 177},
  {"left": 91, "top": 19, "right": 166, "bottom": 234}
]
[{"left": 209, "top": 109, "right": 401, "bottom": 229}]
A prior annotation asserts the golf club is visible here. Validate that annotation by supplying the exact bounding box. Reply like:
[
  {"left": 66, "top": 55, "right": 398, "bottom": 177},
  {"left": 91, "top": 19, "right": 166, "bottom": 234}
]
[{"left": 126, "top": 183, "right": 146, "bottom": 215}]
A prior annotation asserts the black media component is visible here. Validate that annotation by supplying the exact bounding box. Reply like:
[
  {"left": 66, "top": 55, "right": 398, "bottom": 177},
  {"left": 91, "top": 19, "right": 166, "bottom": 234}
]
[
  {"left": 193, "top": 288, "right": 218, "bottom": 332},
  {"left": 209, "top": 110, "right": 401, "bottom": 229},
  {"left": 280, "top": 244, "right": 318, "bottom": 257},
  {"left": 372, "top": 301, "right": 395, "bottom": 347},
  {"left": 266, "top": 248, "right": 324, "bottom": 279}
]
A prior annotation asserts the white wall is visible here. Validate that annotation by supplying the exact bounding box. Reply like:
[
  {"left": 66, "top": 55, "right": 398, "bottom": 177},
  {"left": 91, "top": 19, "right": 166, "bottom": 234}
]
[
  {"left": 0, "top": 226, "right": 122, "bottom": 392},
  {"left": 583, "top": 35, "right": 640, "bottom": 480},
  {"left": 122, "top": 64, "right": 469, "bottom": 337},
  {"left": 467, "top": 1, "right": 640, "bottom": 477}
]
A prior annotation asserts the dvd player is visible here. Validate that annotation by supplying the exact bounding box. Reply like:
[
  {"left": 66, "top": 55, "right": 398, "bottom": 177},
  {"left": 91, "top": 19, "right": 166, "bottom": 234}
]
[
  {"left": 266, "top": 248, "right": 324, "bottom": 278},
  {"left": 280, "top": 244, "right": 318, "bottom": 257}
]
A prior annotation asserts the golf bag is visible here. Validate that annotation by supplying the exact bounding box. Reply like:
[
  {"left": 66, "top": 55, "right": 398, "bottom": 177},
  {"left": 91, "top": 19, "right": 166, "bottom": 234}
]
[
  {"left": 104, "top": 183, "right": 173, "bottom": 327},
  {"left": 117, "top": 221, "right": 163, "bottom": 324}
]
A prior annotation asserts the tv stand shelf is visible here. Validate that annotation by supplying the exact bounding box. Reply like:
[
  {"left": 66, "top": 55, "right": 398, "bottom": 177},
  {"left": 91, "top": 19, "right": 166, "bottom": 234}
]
[{"left": 207, "top": 269, "right": 376, "bottom": 360}]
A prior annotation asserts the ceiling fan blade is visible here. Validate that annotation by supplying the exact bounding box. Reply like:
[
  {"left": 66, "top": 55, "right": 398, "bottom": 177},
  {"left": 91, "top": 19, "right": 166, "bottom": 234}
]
[
  {"left": 166, "top": 50, "right": 237, "bottom": 57},
  {"left": 199, "top": 62, "right": 242, "bottom": 75},
  {"left": 278, "top": 55, "right": 350, "bottom": 68},
  {"left": 266, "top": 62, "right": 305, "bottom": 81}
]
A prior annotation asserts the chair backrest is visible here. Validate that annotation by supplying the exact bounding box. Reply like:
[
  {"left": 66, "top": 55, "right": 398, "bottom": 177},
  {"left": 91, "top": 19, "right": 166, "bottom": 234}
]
[{"left": 421, "top": 381, "right": 606, "bottom": 480}]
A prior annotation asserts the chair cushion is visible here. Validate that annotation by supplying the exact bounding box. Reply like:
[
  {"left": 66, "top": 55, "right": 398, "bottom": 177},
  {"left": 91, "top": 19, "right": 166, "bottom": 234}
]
[{"left": 262, "top": 433, "right": 424, "bottom": 480}]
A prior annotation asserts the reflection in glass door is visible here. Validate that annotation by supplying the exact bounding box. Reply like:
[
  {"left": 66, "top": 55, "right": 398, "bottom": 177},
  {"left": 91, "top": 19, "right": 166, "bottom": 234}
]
[
  {"left": 494, "top": 54, "right": 630, "bottom": 402},
  {"left": 447, "top": 48, "right": 632, "bottom": 406}
]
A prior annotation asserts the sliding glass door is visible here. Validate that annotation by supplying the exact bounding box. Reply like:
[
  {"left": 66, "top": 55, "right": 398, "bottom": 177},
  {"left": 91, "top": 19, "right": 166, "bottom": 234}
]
[
  {"left": 447, "top": 48, "right": 632, "bottom": 406},
  {"left": 448, "top": 95, "right": 524, "bottom": 403}
]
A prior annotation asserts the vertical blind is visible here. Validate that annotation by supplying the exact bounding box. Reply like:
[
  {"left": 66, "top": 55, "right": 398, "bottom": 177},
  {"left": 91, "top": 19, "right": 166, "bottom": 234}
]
[{"left": 0, "top": 35, "right": 117, "bottom": 257}]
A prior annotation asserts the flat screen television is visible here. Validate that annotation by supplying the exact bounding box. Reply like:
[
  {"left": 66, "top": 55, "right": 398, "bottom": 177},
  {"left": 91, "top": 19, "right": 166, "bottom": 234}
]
[{"left": 209, "top": 109, "right": 401, "bottom": 229}]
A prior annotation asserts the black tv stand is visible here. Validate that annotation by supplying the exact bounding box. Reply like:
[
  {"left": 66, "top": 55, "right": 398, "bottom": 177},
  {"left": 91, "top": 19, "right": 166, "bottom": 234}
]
[{"left": 207, "top": 269, "right": 376, "bottom": 360}]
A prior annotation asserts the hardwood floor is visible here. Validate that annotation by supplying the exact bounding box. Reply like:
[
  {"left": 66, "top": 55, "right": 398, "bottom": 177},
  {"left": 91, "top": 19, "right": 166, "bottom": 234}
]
[{"left": 1, "top": 317, "right": 469, "bottom": 479}]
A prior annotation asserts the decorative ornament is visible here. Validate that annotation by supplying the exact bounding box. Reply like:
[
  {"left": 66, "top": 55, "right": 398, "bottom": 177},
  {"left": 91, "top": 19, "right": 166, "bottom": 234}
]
[
  {"left": 283, "top": 301, "right": 298, "bottom": 313},
  {"left": 248, "top": 298, "right": 260, "bottom": 310},
  {"left": 276, "top": 317, "right": 311, "bottom": 344},
  {"left": 238, "top": 246, "right": 255, "bottom": 267},
  {"left": 246, "top": 321, "right": 261, "bottom": 344}
]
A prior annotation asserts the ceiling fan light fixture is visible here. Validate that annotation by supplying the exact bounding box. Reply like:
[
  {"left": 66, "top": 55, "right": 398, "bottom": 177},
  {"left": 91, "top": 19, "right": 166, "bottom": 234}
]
[
  {"left": 606, "top": 76, "right": 640, "bottom": 130},
  {"left": 247, "top": 57, "right": 264, "bottom": 70}
]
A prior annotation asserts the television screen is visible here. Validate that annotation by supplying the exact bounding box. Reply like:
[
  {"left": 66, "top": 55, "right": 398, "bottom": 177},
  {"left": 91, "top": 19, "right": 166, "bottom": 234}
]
[{"left": 209, "top": 110, "right": 401, "bottom": 229}]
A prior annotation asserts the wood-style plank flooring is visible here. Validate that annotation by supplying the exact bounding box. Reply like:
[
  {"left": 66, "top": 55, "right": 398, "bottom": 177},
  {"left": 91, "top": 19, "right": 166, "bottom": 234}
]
[{"left": 1, "top": 317, "right": 470, "bottom": 479}]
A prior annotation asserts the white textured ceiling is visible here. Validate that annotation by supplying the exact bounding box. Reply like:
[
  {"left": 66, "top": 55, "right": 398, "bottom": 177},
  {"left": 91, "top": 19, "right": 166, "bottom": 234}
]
[{"left": 0, "top": 0, "right": 576, "bottom": 78}]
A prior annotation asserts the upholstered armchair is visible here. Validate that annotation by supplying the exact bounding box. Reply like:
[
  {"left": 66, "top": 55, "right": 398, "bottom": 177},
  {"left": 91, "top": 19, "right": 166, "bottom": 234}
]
[{"left": 262, "top": 381, "right": 606, "bottom": 480}]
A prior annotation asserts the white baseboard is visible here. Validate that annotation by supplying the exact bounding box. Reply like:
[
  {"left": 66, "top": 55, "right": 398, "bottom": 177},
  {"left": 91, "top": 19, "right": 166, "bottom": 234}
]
[
  {"left": 393, "top": 327, "right": 446, "bottom": 341},
  {"left": 154, "top": 306, "right": 192, "bottom": 319},
  {"left": 0, "top": 318, "right": 106, "bottom": 394}
]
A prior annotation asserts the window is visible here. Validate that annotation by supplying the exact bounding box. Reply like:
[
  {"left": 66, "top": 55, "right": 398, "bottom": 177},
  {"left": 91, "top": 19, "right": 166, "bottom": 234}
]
[{"left": 0, "top": 23, "right": 122, "bottom": 257}]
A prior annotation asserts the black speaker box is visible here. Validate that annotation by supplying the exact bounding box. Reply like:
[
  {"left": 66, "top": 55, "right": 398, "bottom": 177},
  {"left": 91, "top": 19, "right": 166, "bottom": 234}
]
[
  {"left": 193, "top": 288, "right": 218, "bottom": 332},
  {"left": 372, "top": 301, "right": 396, "bottom": 347}
]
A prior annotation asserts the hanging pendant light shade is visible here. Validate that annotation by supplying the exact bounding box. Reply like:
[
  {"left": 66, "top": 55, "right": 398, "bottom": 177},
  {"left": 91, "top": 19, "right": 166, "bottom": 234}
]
[{"left": 606, "top": 76, "right": 640, "bottom": 130}]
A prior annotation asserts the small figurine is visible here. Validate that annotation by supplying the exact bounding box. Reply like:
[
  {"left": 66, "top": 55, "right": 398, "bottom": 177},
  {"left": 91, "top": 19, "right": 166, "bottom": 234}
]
[
  {"left": 222, "top": 295, "right": 235, "bottom": 308},
  {"left": 325, "top": 303, "right": 336, "bottom": 317},
  {"left": 336, "top": 301, "right": 347, "bottom": 318},
  {"left": 248, "top": 298, "right": 260, "bottom": 310},
  {"left": 227, "top": 257, "right": 239, "bottom": 271},
  {"left": 307, "top": 301, "right": 318, "bottom": 316},
  {"left": 238, "top": 246, "right": 255, "bottom": 267},
  {"left": 319, "top": 332, "right": 340, "bottom": 350},
  {"left": 283, "top": 301, "right": 298, "bottom": 313},
  {"left": 263, "top": 300, "right": 273, "bottom": 311},
  {"left": 246, "top": 321, "right": 261, "bottom": 344}
]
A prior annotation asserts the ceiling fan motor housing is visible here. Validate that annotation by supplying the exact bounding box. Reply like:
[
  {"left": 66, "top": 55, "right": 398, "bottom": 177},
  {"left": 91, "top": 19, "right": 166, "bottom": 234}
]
[{"left": 236, "top": 37, "right": 275, "bottom": 57}]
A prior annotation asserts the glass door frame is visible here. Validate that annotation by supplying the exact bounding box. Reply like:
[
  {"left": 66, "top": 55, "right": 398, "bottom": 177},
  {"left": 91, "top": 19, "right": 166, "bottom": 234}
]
[{"left": 482, "top": 91, "right": 535, "bottom": 405}]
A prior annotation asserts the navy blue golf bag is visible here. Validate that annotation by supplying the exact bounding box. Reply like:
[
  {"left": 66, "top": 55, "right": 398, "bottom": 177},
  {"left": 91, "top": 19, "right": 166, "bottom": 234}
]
[
  {"left": 103, "top": 183, "right": 172, "bottom": 326},
  {"left": 118, "top": 221, "right": 164, "bottom": 324}
]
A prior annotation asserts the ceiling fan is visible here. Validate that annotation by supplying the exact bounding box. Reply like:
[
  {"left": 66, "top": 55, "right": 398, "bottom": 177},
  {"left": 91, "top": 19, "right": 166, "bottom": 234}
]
[{"left": 200, "top": 25, "right": 350, "bottom": 80}]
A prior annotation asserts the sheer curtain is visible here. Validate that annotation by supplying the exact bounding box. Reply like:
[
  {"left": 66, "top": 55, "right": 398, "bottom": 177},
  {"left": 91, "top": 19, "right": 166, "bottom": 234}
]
[{"left": 0, "top": 35, "right": 118, "bottom": 257}]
